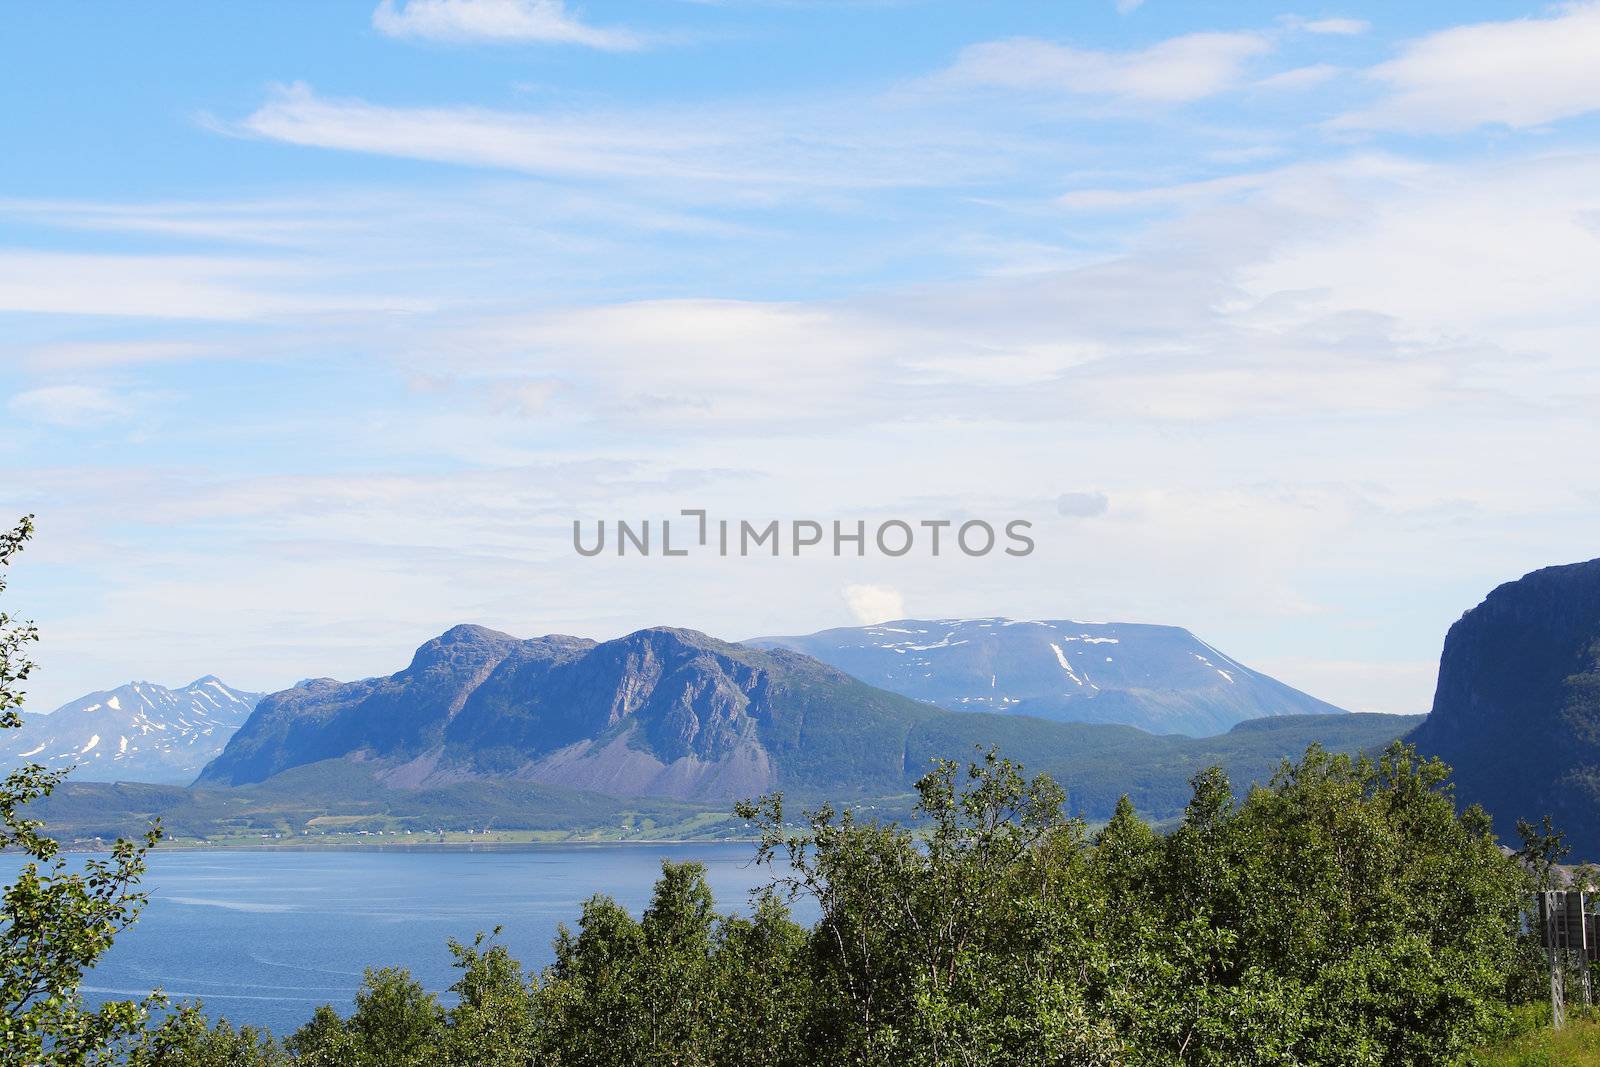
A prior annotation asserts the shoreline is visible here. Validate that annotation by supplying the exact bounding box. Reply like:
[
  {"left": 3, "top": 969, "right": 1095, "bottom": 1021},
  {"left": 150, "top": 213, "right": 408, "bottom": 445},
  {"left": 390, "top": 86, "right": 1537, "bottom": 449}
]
[{"left": 31, "top": 836, "right": 768, "bottom": 855}]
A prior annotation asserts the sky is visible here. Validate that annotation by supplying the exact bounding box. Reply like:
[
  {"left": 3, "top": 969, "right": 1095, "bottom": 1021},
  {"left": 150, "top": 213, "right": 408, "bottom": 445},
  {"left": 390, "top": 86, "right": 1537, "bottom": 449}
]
[{"left": 4, "top": 0, "right": 1600, "bottom": 715}]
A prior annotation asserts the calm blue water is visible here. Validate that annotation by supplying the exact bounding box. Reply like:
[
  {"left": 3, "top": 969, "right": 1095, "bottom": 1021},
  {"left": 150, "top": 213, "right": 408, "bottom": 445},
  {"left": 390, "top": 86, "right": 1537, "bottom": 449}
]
[{"left": 0, "top": 845, "right": 802, "bottom": 1037}]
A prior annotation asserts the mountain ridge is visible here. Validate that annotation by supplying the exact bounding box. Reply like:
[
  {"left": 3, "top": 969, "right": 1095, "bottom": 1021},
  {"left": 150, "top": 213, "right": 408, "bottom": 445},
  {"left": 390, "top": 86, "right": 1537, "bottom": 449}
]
[{"left": 198, "top": 623, "right": 1403, "bottom": 815}]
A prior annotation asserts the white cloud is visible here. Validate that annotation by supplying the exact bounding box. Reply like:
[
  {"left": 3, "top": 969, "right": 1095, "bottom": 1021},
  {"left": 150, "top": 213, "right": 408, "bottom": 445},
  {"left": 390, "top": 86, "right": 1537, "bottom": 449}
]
[
  {"left": 415, "top": 298, "right": 919, "bottom": 427},
  {"left": 1234, "top": 152, "right": 1600, "bottom": 345},
  {"left": 1254, "top": 64, "right": 1341, "bottom": 92},
  {"left": 1302, "top": 17, "right": 1369, "bottom": 36},
  {"left": 8, "top": 385, "right": 130, "bottom": 427},
  {"left": 234, "top": 83, "right": 983, "bottom": 189},
  {"left": 239, "top": 83, "right": 710, "bottom": 181},
  {"left": 21, "top": 341, "right": 213, "bottom": 370},
  {"left": 1336, "top": 3, "right": 1600, "bottom": 131},
  {"left": 1114, "top": 0, "right": 1144, "bottom": 13},
  {"left": 843, "top": 584, "right": 904, "bottom": 625},
  {"left": 484, "top": 376, "right": 567, "bottom": 417},
  {"left": 0, "top": 249, "right": 423, "bottom": 320},
  {"left": 937, "top": 31, "right": 1272, "bottom": 104},
  {"left": 372, "top": 0, "right": 643, "bottom": 50}
]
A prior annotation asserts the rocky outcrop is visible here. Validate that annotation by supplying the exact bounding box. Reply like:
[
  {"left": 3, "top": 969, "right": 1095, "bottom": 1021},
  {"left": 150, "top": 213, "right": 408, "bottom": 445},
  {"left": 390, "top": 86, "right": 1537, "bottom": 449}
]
[{"left": 1409, "top": 559, "right": 1600, "bottom": 858}]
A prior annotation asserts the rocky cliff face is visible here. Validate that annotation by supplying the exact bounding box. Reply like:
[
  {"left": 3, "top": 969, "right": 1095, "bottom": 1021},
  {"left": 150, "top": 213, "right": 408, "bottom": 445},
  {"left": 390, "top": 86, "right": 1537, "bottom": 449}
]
[
  {"left": 197, "top": 625, "right": 934, "bottom": 800},
  {"left": 1409, "top": 559, "right": 1600, "bottom": 858}
]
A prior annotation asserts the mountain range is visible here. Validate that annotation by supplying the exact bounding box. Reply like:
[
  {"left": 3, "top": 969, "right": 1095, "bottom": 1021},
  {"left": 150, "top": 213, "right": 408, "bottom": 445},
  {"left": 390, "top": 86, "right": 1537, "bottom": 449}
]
[
  {"left": 1, "top": 678, "right": 261, "bottom": 785},
  {"left": 190, "top": 624, "right": 1411, "bottom": 820},
  {"left": 751, "top": 618, "right": 1346, "bottom": 735},
  {"left": 20, "top": 565, "right": 1600, "bottom": 855},
  {"left": 199, "top": 625, "right": 960, "bottom": 800}
]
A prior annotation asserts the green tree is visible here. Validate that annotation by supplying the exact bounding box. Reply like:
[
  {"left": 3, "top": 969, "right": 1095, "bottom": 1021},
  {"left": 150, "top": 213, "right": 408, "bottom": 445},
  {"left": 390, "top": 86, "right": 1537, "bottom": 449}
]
[
  {"left": 1515, "top": 814, "right": 1570, "bottom": 892},
  {"left": 532, "top": 859, "right": 813, "bottom": 1067},
  {"left": 704, "top": 890, "right": 811, "bottom": 1067},
  {"left": 0, "top": 516, "right": 164, "bottom": 1065},
  {"left": 289, "top": 967, "right": 442, "bottom": 1066},
  {"left": 349, "top": 967, "right": 443, "bottom": 1065},
  {"left": 534, "top": 892, "right": 648, "bottom": 1065},
  {"left": 743, "top": 748, "right": 1124, "bottom": 1066},
  {"left": 132, "top": 1004, "right": 287, "bottom": 1067},
  {"left": 442, "top": 929, "right": 537, "bottom": 1066},
  {"left": 282, "top": 1004, "right": 357, "bottom": 1066},
  {"left": 1097, "top": 744, "right": 1528, "bottom": 1066}
]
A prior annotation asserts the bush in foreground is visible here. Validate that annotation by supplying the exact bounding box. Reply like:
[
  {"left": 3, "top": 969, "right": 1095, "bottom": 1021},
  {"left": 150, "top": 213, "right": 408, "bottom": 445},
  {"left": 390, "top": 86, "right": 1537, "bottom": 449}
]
[{"left": 125, "top": 741, "right": 1529, "bottom": 1067}]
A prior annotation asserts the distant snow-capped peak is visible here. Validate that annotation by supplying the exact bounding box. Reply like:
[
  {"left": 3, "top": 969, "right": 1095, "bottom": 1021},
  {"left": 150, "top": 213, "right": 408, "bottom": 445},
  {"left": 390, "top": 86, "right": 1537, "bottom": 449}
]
[{"left": 2, "top": 676, "right": 263, "bottom": 784}]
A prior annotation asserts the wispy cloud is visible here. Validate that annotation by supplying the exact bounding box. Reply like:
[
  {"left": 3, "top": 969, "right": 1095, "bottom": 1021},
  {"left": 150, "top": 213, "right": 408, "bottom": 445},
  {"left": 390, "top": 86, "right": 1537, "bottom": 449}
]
[
  {"left": 1301, "top": 17, "right": 1369, "bottom": 36},
  {"left": 0, "top": 249, "right": 425, "bottom": 320},
  {"left": 1254, "top": 63, "right": 1341, "bottom": 93},
  {"left": 935, "top": 31, "right": 1272, "bottom": 104},
  {"left": 10, "top": 2, "right": 1600, "bottom": 718},
  {"left": 8, "top": 385, "right": 132, "bottom": 427},
  {"left": 232, "top": 82, "right": 1006, "bottom": 190},
  {"left": 371, "top": 0, "right": 644, "bottom": 50},
  {"left": 1335, "top": 2, "right": 1600, "bottom": 131},
  {"left": 19, "top": 341, "right": 214, "bottom": 371},
  {"left": 238, "top": 83, "right": 720, "bottom": 181}
]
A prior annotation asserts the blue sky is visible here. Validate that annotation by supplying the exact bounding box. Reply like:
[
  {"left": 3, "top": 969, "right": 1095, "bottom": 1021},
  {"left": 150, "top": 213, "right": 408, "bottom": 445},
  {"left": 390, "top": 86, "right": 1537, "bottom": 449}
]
[{"left": 5, "top": 0, "right": 1600, "bottom": 714}]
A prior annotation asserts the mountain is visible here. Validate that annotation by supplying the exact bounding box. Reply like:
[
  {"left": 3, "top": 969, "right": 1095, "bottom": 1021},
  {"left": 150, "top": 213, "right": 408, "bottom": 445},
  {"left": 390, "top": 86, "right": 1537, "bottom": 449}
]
[
  {"left": 2, "top": 678, "right": 262, "bottom": 785},
  {"left": 747, "top": 618, "right": 1346, "bottom": 736},
  {"left": 197, "top": 624, "right": 1411, "bottom": 820},
  {"left": 199, "top": 625, "right": 938, "bottom": 801},
  {"left": 1408, "top": 559, "right": 1600, "bottom": 860}
]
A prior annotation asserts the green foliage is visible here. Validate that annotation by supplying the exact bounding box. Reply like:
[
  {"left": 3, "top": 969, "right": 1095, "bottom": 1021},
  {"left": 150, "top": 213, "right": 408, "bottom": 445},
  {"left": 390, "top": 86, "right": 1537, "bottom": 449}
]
[
  {"left": 1470, "top": 1005, "right": 1600, "bottom": 1066},
  {"left": 112, "top": 740, "right": 1538, "bottom": 1067},
  {"left": 0, "top": 516, "right": 165, "bottom": 1065},
  {"left": 1093, "top": 745, "right": 1529, "bottom": 1065},
  {"left": 132, "top": 1004, "right": 287, "bottom": 1067},
  {"left": 1515, "top": 815, "right": 1571, "bottom": 892},
  {"left": 532, "top": 860, "right": 812, "bottom": 1066},
  {"left": 442, "top": 929, "right": 537, "bottom": 1065},
  {"left": 741, "top": 748, "right": 1123, "bottom": 1065},
  {"left": 286, "top": 967, "right": 443, "bottom": 1067}
]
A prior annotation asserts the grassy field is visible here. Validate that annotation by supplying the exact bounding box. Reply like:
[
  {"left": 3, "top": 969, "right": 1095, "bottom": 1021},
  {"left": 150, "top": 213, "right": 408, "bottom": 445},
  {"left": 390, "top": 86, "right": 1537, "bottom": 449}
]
[{"left": 1473, "top": 1007, "right": 1600, "bottom": 1066}]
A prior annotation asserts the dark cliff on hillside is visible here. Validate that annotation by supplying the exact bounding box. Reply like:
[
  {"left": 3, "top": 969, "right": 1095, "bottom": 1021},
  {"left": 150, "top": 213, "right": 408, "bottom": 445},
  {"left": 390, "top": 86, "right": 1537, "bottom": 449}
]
[{"left": 1408, "top": 559, "right": 1600, "bottom": 858}]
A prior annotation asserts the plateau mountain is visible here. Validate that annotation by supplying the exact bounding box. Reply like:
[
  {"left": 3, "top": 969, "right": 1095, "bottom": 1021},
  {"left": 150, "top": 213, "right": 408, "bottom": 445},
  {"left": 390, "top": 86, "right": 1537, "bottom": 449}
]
[{"left": 749, "top": 618, "right": 1345, "bottom": 736}]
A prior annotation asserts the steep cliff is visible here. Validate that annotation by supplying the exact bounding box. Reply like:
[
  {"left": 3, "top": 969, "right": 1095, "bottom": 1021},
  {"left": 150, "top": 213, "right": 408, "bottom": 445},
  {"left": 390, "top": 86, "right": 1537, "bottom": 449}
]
[{"left": 1409, "top": 559, "right": 1600, "bottom": 857}]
